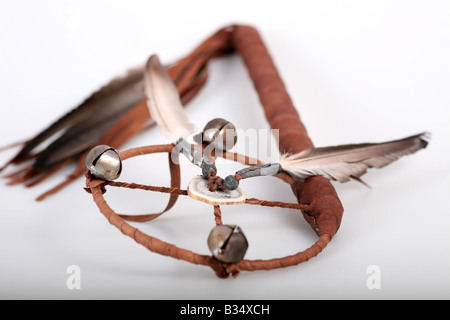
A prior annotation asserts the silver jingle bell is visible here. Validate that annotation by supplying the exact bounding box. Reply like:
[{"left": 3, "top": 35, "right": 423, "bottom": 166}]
[
  {"left": 201, "top": 118, "right": 238, "bottom": 151},
  {"left": 85, "top": 145, "right": 122, "bottom": 181},
  {"left": 207, "top": 224, "right": 248, "bottom": 263}
]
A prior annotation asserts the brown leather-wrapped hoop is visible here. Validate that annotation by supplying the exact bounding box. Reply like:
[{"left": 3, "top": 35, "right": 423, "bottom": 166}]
[
  {"left": 85, "top": 24, "right": 344, "bottom": 278},
  {"left": 85, "top": 145, "right": 331, "bottom": 278}
]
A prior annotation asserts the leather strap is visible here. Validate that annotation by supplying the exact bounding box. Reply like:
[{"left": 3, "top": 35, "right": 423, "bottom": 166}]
[{"left": 116, "top": 151, "right": 181, "bottom": 222}]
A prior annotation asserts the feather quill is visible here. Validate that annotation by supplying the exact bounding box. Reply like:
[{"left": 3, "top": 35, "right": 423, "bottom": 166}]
[
  {"left": 144, "top": 54, "right": 195, "bottom": 142},
  {"left": 279, "top": 132, "right": 429, "bottom": 183}
]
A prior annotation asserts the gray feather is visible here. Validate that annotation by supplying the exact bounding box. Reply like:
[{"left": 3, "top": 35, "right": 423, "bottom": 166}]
[
  {"left": 279, "top": 132, "right": 430, "bottom": 183},
  {"left": 4, "top": 66, "right": 145, "bottom": 171},
  {"left": 34, "top": 68, "right": 146, "bottom": 170}
]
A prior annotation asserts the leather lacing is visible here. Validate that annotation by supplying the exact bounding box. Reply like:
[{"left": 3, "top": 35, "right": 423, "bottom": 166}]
[{"left": 85, "top": 144, "right": 331, "bottom": 278}]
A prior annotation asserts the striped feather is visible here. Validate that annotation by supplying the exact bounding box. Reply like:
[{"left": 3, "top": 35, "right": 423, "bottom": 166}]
[{"left": 279, "top": 132, "right": 430, "bottom": 183}]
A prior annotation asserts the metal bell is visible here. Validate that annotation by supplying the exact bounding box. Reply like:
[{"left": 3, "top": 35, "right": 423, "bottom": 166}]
[
  {"left": 200, "top": 118, "right": 238, "bottom": 151},
  {"left": 85, "top": 145, "right": 122, "bottom": 181},
  {"left": 207, "top": 224, "right": 248, "bottom": 263}
]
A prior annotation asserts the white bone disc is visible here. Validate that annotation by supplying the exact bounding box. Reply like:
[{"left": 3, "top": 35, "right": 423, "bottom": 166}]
[{"left": 187, "top": 175, "right": 247, "bottom": 205}]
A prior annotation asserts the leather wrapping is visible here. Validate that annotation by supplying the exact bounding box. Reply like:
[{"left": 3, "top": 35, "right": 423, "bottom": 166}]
[
  {"left": 83, "top": 24, "right": 345, "bottom": 277},
  {"left": 231, "top": 25, "right": 343, "bottom": 237}
]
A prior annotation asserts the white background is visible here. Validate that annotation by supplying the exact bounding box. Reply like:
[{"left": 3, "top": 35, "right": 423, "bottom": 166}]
[{"left": 0, "top": 0, "right": 449, "bottom": 300}]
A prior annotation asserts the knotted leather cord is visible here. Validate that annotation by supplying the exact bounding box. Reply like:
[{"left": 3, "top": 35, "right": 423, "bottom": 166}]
[{"left": 84, "top": 24, "right": 343, "bottom": 278}]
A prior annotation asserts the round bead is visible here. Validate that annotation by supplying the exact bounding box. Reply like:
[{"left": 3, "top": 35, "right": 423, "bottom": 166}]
[
  {"left": 223, "top": 175, "right": 239, "bottom": 191},
  {"left": 207, "top": 225, "right": 248, "bottom": 263},
  {"left": 202, "top": 163, "right": 217, "bottom": 179},
  {"left": 85, "top": 145, "right": 122, "bottom": 181}
]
